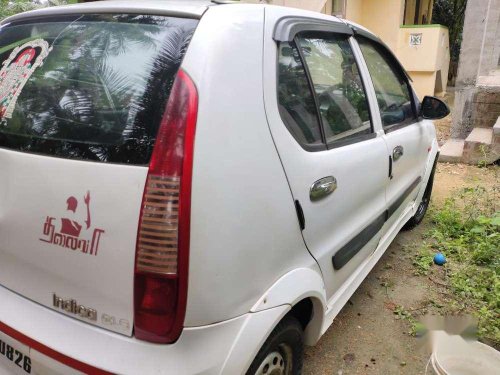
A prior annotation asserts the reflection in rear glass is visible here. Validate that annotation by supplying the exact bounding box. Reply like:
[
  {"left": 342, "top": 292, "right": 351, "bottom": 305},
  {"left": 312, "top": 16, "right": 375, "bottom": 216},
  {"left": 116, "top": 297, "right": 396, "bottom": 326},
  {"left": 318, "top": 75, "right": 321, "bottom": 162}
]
[{"left": 0, "top": 14, "right": 198, "bottom": 164}]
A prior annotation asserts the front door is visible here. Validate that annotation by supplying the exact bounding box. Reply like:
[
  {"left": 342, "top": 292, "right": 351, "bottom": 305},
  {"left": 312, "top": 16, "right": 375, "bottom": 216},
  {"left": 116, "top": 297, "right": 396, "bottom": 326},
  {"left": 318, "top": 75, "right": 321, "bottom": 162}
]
[
  {"left": 263, "top": 18, "right": 388, "bottom": 300},
  {"left": 356, "top": 37, "right": 431, "bottom": 230}
]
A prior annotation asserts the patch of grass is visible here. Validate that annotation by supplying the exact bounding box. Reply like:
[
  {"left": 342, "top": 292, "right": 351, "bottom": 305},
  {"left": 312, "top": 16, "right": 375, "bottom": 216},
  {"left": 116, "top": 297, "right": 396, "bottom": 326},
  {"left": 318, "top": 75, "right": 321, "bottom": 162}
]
[
  {"left": 415, "top": 184, "right": 500, "bottom": 344},
  {"left": 412, "top": 245, "right": 434, "bottom": 275},
  {"left": 393, "top": 305, "right": 421, "bottom": 336}
]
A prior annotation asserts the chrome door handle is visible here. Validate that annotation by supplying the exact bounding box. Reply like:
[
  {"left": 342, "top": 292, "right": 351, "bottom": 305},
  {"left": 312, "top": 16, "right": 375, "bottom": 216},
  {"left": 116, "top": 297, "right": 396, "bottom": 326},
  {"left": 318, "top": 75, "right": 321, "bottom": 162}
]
[
  {"left": 393, "top": 145, "right": 404, "bottom": 161},
  {"left": 310, "top": 176, "right": 337, "bottom": 201}
]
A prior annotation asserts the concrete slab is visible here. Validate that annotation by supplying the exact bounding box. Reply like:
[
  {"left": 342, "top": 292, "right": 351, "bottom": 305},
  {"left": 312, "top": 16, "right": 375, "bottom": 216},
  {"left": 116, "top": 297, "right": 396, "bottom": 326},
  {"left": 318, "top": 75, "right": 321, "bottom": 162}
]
[
  {"left": 439, "top": 139, "right": 464, "bottom": 163},
  {"left": 463, "top": 128, "right": 498, "bottom": 165},
  {"left": 465, "top": 127, "right": 493, "bottom": 144},
  {"left": 477, "top": 74, "right": 500, "bottom": 87},
  {"left": 494, "top": 116, "right": 500, "bottom": 136}
]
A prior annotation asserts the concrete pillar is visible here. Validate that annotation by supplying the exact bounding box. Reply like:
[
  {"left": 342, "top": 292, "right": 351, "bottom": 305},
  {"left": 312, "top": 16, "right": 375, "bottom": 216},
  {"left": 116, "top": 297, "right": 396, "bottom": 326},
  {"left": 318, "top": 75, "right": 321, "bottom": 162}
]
[
  {"left": 451, "top": 0, "right": 500, "bottom": 138},
  {"left": 455, "top": 0, "right": 490, "bottom": 86},
  {"left": 478, "top": 0, "right": 500, "bottom": 77}
]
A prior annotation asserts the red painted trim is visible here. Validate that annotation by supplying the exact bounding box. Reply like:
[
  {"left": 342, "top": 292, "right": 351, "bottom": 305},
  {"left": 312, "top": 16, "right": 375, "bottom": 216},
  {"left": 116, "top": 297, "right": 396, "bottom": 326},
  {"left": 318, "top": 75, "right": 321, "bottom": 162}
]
[{"left": 0, "top": 321, "right": 111, "bottom": 374}]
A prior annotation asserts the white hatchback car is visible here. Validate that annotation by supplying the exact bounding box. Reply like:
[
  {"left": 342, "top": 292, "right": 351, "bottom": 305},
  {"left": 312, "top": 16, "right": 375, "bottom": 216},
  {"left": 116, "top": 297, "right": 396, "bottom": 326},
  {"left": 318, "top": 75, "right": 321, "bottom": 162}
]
[{"left": 0, "top": 1, "right": 449, "bottom": 374}]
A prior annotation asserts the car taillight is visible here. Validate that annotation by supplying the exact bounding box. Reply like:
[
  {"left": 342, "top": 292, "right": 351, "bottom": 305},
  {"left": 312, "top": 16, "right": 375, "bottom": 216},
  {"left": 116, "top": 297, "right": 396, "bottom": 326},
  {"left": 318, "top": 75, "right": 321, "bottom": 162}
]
[{"left": 134, "top": 69, "right": 197, "bottom": 343}]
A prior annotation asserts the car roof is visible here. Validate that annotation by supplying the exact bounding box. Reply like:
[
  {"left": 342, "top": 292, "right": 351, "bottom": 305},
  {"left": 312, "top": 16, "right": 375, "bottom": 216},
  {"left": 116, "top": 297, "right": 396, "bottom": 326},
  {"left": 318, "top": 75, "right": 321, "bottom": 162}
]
[
  {"left": 1, "top": 0, "right": 378, "bottom": 42},
  {"left": 0, "top": 0, "right": 213, "bottom": 25}
]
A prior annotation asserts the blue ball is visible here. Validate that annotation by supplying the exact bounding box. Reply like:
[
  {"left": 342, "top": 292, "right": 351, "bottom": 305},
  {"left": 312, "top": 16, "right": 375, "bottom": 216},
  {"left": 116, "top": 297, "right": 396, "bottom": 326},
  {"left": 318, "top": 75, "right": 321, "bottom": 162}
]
[{"left": 434, "top": 253, "right": 446, "bottom": 266}]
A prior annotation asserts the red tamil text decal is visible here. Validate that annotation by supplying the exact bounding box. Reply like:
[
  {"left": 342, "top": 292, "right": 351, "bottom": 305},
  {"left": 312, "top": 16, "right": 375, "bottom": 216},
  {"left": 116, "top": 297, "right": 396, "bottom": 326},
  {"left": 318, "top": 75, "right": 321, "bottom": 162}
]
[{"left": 39, "top": 191, "right": 105, "bottom": 256}]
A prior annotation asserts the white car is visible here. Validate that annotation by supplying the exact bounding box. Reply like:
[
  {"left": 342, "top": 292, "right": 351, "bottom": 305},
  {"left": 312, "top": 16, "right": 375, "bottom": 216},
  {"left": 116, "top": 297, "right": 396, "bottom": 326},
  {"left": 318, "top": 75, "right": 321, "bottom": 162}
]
[{"left": 0, "top": 1, "right": 449, "bottom": 374}]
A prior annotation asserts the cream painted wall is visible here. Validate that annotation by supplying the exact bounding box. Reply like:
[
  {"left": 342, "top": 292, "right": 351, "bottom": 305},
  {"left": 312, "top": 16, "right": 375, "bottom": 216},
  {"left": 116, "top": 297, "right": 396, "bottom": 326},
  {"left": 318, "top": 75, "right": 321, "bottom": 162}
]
[
  {"left": 345, "top": 0, "right": 363, "bottom": 23},
  {"left": 283, "top": 0, "right": 328, "bottom": 11},
  {"left": 245, "top": 0, "right": 328, "bottom": 12},
  {"left": 408, "top": 71, "right": 437, "bottom": 98},
  {"left": 359, "top": 0, "right": 405, "bottom": 52},
  {"left": 397, "top": 25, "right": 449, "bottom": 97},
  {"left": 397, "top": 26, "right": 449, "bottom": 71}
]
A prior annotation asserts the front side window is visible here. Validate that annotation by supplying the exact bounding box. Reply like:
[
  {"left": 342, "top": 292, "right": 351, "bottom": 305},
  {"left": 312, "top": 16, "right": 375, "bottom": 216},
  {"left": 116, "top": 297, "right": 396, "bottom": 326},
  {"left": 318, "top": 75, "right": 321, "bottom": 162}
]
[
  {"left": 0, "top": 14, "right": 198, "bottom": 164},
  {"left": 278, "top": 42, "right": 324, "bottom": 150},
  {"left": 357, "top": 37, "right": 416, "bottom": 129},
  {"left": 296, "top": 32, "right": 372, "bottom": 145}
]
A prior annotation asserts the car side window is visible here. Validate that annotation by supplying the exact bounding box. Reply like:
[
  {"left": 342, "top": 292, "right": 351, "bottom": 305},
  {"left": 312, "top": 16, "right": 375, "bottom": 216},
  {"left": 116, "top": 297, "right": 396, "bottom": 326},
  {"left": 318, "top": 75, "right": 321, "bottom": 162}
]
[
  {"left": 278, "top": 42, "right": 324, "bottom": 150},
  {"left": 296, "top": 32, "right": 372, "bottom": 145},
  {"left": 357, "top": 37, "right": 416, "bottom": 129}
]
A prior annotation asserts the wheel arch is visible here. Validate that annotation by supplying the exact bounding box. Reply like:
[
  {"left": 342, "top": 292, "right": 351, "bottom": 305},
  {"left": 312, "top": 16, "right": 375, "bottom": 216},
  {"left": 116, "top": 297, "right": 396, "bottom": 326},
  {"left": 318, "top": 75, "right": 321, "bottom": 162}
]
[{"left": 250, "top": 267, "right": 327, "bottom": 345}]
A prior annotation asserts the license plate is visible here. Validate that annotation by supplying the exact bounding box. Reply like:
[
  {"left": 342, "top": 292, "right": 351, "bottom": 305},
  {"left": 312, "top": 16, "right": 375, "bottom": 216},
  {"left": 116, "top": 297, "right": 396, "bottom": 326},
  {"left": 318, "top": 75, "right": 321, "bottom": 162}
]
[{"left": 0, "top": 331, "right": 31, "bottom": 374}]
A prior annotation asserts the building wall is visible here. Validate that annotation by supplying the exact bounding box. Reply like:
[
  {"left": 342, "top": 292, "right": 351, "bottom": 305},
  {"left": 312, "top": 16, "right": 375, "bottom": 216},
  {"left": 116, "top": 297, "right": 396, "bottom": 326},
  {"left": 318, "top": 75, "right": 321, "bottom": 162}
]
[
  {"left": 455, "top": 0, "right": 492, "bottom": 85},
  {"left": 408, "top": 71, "right": 436, "bottom": 98},
  {"left": 404, "top": 0, "right": 433, "bottom": 25},
  {"left": 477, "top": 0, "right": 500, "bottom": 76},
  {"left": 359, "top": 0, "right": 404, "bottom": 52},
  {"left": 245, "top": 0, "right": 329, "bottom": 12},
  {"left": 397, "top": 25, "right": 449, "bottom": 98},
  {"left": 452, "top": 0, "right": 500, "bottom": 138},
  {"left": 345, "top": 0, "right": 363, "bottom": 23}
]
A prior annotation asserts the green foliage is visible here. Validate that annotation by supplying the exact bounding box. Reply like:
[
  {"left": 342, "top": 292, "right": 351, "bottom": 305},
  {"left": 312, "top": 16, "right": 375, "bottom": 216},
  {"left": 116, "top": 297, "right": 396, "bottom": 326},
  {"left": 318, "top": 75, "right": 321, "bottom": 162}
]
[
  {"left": 417, "top": 185, "right": 500, "bottom": 344},
  {"left": 393, "top": 305, "right": 421, "bottom": 336},
  {"left": 412, "top": 246, "right": 434, "bottom": 275},
  {"left": 432, "top": 0, "right": 467, "bottom": 63},
  {"left": 0, "top": 0, "right": 67, "bottom": 21}
]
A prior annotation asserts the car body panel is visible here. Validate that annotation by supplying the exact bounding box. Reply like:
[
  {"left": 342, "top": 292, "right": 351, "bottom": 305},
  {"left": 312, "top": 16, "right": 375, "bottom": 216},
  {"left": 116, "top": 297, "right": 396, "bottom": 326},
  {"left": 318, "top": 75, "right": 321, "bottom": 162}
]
[
  {"left": 262, "top": 6, "right": 389, "bottom": 300},
  {"left": 0, "top": 283, "right": 289, "bottom": 375},
  {"left": 181, "top": 4, "right": 317, "bottom": 327},
  {"left": 0, "top": 147, "right": 146, "bottom": 336},
  {"left": 0, "top": 2, "right": 440, "bottom": 374}
]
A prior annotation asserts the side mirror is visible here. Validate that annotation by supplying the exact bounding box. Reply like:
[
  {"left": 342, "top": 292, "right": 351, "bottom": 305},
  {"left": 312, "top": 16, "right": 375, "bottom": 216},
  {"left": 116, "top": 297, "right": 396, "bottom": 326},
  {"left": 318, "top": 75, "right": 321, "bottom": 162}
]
[{"left": 420, "top": 96, "right": 450, "bottom": 120}]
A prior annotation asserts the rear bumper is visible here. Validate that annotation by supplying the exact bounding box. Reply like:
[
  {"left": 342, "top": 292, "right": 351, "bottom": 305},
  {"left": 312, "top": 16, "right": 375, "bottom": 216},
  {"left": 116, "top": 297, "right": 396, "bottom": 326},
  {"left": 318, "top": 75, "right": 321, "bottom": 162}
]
[{"left": 0, "top": 285, "right": 288, "bottom": 374}]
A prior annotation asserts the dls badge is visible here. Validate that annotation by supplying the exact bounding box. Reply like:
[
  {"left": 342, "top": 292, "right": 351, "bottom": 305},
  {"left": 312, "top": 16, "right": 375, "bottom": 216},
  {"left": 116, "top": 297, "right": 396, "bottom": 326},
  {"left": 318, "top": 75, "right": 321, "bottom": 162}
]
[
  {"left": 39, "top": 191, "right": 105, "bottom": 256},
  {"left": 0, "top": 39, "right": 51, "bottom": 120}
]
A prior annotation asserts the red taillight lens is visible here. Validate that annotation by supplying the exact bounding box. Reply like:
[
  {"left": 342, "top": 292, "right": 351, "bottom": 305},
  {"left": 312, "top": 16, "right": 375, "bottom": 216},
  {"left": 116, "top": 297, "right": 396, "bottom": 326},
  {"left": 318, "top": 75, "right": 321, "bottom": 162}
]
[{"left": 134, "top": 69, "right": 197, "bottom": 343}]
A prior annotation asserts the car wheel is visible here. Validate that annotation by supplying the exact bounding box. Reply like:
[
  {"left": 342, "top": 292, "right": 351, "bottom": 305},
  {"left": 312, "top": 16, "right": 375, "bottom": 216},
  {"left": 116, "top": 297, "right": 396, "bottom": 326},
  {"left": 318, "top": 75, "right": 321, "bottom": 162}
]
[{"left": 246, "top": 315, "right": 304, "bottom": 375}]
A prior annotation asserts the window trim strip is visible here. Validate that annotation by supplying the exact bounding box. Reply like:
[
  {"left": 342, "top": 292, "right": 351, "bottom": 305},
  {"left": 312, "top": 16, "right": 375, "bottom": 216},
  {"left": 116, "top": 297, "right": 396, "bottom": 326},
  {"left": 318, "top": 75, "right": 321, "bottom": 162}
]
[
  {"left": 273, "top": 16, "right": 352, "bottom": 43},
  {"left": 327, "top": 132, "right": 376, "bottom": 150},
  {"left": 292, "top": 36, "right": 327, "bottom": 146}
]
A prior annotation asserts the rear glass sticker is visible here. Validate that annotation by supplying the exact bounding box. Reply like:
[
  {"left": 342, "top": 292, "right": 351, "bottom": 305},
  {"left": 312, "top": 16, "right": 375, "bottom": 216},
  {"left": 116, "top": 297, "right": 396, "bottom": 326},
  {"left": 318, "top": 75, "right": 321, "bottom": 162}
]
[{"left": 0, "top": 39, "right": 51, "bottom": 120}]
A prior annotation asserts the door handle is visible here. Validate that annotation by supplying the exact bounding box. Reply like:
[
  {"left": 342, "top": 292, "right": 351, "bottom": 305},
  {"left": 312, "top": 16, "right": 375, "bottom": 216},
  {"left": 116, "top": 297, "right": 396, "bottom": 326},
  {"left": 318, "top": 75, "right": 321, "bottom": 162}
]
[
  {"left": 393, "top": 145, "right": 404, "bottom": 161},
  {"left": 310, "top": 176, "right": 337, "bottom": 201}
]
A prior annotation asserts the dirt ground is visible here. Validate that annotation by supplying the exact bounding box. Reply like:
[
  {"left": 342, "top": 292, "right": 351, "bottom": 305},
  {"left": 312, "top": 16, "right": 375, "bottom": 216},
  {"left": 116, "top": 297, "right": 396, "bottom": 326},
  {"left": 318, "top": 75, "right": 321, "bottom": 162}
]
[
  {"left": 433, "top": 90, "right": 455, "bottom": 146},
  {"left": 302, "top": 163, "right": 499, "bottom": 375}
]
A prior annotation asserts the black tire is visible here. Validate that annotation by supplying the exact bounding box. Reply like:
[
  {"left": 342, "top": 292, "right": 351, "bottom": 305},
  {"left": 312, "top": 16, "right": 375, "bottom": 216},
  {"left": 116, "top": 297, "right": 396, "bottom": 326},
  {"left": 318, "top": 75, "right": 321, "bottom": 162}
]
[
  {"left": 246, "top": 315, "right": 304, "bottom": 375},
  {"left": 403, "top": 157, "right": 438, "bottom": 230}
]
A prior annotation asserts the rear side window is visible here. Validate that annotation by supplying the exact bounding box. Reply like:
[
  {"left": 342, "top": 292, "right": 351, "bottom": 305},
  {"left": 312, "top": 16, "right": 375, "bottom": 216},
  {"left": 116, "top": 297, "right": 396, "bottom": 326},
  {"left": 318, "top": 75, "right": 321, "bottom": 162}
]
[
  {"left": 278, "top": 42, "right": 324, "bottom": 151},
  {"left": 357, "top": 37, "right": 416, "bottom": 129},
  {"left": 0, "top": 14, "right": 198, "bottom": 164},
  {"left": 296, "top": 32, "right": 372, "bottom": 145}
]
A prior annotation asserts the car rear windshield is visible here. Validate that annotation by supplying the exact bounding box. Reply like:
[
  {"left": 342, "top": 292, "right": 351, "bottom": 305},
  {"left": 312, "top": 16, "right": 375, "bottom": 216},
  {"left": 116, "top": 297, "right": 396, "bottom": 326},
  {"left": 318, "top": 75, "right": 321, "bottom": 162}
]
[{"left": 0, "top": 14, "right": 198, "bottom": 164}]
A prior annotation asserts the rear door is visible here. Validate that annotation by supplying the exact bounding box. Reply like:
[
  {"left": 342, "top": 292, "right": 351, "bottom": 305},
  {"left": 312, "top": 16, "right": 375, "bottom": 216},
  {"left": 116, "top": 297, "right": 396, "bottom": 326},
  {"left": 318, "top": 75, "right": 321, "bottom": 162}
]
[
  {"left": 0, "top": 14, "right": 198, "bottom": 335},
  {"left": 264, "top": 17, "right": 388, "bottom": 300},
  {"left": 356, "top": 36, "right": 431, "bottom": 230}
]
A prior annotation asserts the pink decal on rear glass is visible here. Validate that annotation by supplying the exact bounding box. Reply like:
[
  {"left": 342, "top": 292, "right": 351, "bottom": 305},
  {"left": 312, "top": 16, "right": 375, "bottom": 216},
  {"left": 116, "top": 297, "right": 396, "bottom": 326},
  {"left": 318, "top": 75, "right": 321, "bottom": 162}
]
[{"left": 0, "top": 39, "right": 51, "bottom": 120}]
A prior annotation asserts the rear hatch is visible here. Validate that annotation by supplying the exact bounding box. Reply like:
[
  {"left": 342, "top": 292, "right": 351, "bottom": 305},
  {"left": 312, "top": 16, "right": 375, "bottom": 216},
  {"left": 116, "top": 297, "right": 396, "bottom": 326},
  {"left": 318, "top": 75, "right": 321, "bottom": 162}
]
[{"left": 0, "top": 12, "right": 198, "bottom": 336}]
